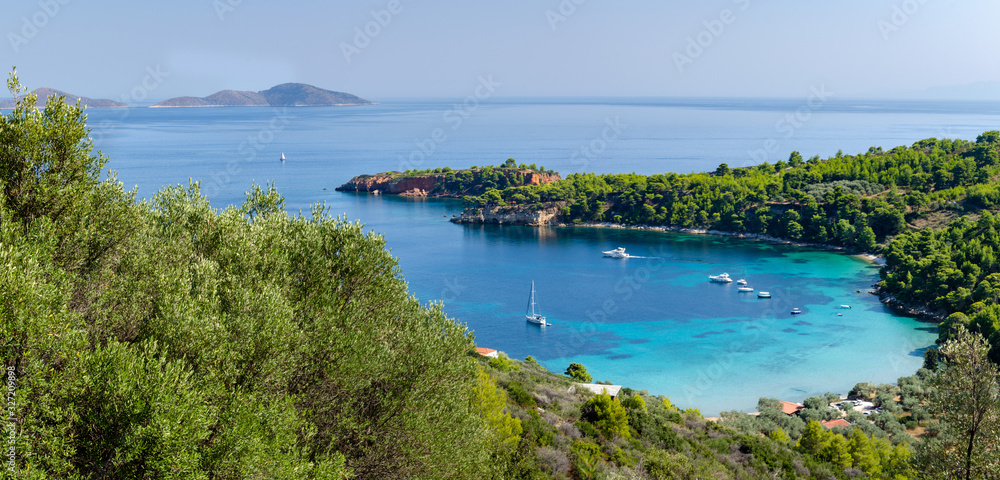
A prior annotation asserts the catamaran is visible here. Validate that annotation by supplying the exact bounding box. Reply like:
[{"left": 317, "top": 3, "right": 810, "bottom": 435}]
[{"left": 525, "top": 281, "right": 549, "bottom": 326}]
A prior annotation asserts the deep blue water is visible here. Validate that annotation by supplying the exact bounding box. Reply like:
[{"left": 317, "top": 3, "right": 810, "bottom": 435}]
[{"left": 85, "top": 97, "right": 997, "bottom": 414}]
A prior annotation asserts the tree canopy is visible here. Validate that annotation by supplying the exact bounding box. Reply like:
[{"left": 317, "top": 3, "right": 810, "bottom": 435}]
[{"left": 1, "top": 70, "right": 517, "bottom": 479}]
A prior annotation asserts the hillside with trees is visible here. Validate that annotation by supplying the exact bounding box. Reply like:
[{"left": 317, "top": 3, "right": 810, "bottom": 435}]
[
  {"left": 460, "top": 133, "right": 999, "bottom": 256},
  {"left": 1, "top": 73, "right": 511, "bottom": 479},
  {"left": 336, "top": 159, "right": 560, "bottom": 197}
]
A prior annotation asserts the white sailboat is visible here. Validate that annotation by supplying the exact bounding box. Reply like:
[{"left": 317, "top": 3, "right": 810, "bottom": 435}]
[
  {"left": 737, "top": 269, "right": 753, "bottom": 292},
  {"left": 525, "top": 281, "right": 549, "bottom": 326},
  {"left": 280, "top": 152, "right": 286, "bottom": 162}
]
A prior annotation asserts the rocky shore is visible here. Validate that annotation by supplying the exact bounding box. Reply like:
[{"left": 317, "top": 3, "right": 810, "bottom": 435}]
[
  {"left": 337, "top": 170, "right": 560, "bottom": 197},
  {"left": 875, "top": 290, "right": 947, "bottom": 324}
]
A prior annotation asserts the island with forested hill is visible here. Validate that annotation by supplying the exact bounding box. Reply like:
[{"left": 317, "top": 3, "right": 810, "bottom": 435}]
[
  {"left": 336, "top": 159, "right": 561, "bottom": 198},
  {"left": 0, "top": 87, "right": 127, "bottom": 108},
  {"left": 151, "top": 82, "right": 374, "bottom": 107}
]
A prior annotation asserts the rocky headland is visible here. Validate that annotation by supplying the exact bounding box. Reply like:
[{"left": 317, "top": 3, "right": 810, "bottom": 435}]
[{"left": 336, "top": 169, "right": 560, "bottom": 197}]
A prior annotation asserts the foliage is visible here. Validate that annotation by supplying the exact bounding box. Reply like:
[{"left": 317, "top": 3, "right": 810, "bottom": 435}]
[
  {"left": 565, "top": 362, "right": 592, "bottom": 382},
  {"left": 0, "top": 72, "right": 508, "bottom": 480},
  {"left": 463, "top": 132, "right": 1000, "bottom": 255},
  {"left": 485, "top": 355, "right": 875, "bottom": 480},
  {"left": 915, "top": 328, "right": 1000, "bottom": 479},
  {"left": 581, "top": 391, "right": 630, "bottom": 439}
]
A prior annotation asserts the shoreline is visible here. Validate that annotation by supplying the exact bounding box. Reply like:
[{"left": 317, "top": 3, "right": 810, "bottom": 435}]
[
  {"left": 458, "top": 216, "right": 950, "bottom": 325},
  {"left": 524, "top": 219, "right": 884, "bottom": 262}
]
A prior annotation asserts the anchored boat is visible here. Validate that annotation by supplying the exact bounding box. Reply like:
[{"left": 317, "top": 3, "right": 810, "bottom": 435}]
[{"left": 525, "top": 281, "right": 550, "bottom": 326}]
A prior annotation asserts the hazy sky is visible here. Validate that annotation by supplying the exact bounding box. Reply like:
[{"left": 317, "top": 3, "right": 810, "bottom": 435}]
[{"left": 4, "top": 0, "right": 999, "bottom": 102}]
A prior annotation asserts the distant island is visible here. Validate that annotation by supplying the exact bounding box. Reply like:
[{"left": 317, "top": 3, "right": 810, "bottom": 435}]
[
  {"left": 0, "top": 87, "right": 127, "bottom": 109},
  {"left": 336, "top": 160, "right": 560, "bottom": 198},
  {"left": 151, "top": 83, "right": 374, "bottom": 108}
]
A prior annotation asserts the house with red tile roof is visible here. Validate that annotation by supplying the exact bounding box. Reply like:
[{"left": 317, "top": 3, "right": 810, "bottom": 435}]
[
  {"left": 474, "top": 347, "right": 499, "bottom": 358},
  {"left": 779, "top": 401, "right": 805, "bottom": 415},
  {"left": 821, "top": 419, "right": 852, "bottom": 429}
]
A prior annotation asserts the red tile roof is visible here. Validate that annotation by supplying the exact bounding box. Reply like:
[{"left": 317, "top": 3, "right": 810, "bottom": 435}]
[
  {"left": 822, "top": 419, "right": 852, "bottom": 429},
  {"left": 779, "top": 401, "right": 805, "bottom": 415},
  {"left": 474, "top": 347, "right": 497, "bottom": 356}
]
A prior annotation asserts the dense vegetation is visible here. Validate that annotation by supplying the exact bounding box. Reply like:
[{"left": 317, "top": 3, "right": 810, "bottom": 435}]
[
  {"left": 347, "top": 159, "right": 559, "bottom": 197},
  {"left": 481, "top": 354, "right": 899, "bottom": 479},
  {"left": 1, "top": 74, "right": 519, "bottom": 479},
  {"left": 465, "top": 134, "right": 1000, "bottom": 255},
  {"left": 402, "top": 157, "right": 556, "bottom": 177}
]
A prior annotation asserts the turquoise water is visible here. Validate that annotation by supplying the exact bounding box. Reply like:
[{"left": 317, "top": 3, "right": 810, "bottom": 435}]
[{"left": 82, "top": 98, "right": 979, "bottom": 414}]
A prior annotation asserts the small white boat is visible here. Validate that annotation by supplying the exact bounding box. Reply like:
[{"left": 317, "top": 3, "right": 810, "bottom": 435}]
[
  {"left": 709, "top": 272, "right": 733, "bottom": 283},
  {"left": 791, "top": 307, "right": 802, "bottom": 314},
  {"left": 736, "top": 278, "right": 747, "bottom": 285},
  {"left": 603, "top": 247, "right": 630, "bottom": 258},
  {"left": 280, "top": 152, "right": 286, "bottom": 162},
  {"left": 738, "top": 285, "right": 754, "bottom": 292},
  {"left": 757, "top": 291, "right": 771, "bottom": 298},
  {"left": 525, "top": 281, "right": 549, "bottom": 327},
  {"left": 840, "top": 304, "right": 851, "bottom": 309}
]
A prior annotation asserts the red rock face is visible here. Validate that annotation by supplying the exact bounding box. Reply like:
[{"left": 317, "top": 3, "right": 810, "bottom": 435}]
[{"left": 336, "top": 170, "right": 561, "bottom": 196}]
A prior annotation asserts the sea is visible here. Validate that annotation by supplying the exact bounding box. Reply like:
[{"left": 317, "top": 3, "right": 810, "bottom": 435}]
[{"left": 83, "top": 97, "right": 1000, "bottom": 415}]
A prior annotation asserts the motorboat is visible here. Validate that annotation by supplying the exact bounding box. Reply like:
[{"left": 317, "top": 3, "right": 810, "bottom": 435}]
[
  {"left": 840, "top": 304, "right": 851, "bottom": 309},
  {"left": 791, "top": 307, "right": 803, "bottom": 314},
  {"left": 525, "top": 281, "right": 549, "bottom": 326},
  {"left": 603, "top": 247, "right": 630, "bottom": 258},
  {"left": 709, "top": 272, "right": 733, "bottom": 283},
  {"left": 737, "top": 285, "right": 754, "bottom": 292},
  {"left": 757, "top": 291, "right": 771, "bottom": 298}
]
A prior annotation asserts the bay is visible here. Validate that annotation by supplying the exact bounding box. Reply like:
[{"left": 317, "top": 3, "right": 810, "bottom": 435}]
[{"left": 85, "top": 97, "right": 992, "bottom": 414}]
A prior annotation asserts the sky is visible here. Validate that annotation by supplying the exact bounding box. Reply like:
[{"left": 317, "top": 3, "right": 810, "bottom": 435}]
[{"left": 3, "top": 0, "right": 999, "bottom": 103}]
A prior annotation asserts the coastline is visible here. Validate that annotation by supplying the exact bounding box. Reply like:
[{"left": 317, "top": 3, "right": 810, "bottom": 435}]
[
  {"left": 501, "top": 218, "right": 882, "bottom": 261},
  {"left": 456, "top": 215, "right": 947, "bottom": 325}
]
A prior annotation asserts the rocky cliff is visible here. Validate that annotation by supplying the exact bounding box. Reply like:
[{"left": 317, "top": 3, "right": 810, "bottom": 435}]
[
  {"left": 450, "top": 204, "right": 562, "bottom": 226},
  {"left": 336, "top": 170, "right": 561, "bottom": 197}
]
